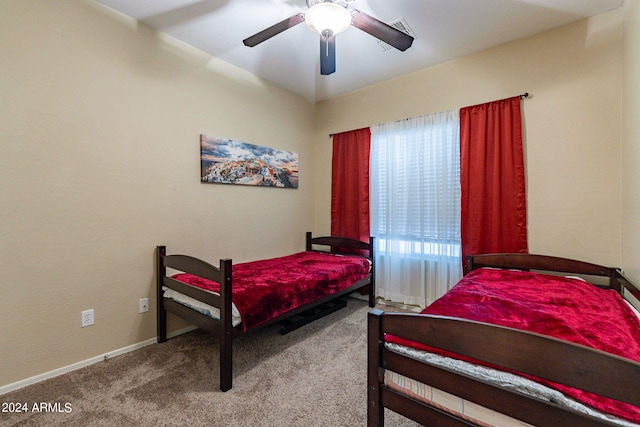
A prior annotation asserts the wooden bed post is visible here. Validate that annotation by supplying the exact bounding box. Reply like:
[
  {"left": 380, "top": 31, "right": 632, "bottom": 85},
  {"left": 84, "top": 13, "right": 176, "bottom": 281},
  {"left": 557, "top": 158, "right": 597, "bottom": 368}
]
[
  {"left": 610, "top": 268, "right": 621, "bottom": 293},
  {"left": 305, "top": 231, "right": 312, "bottom": 251},
  {"left": 464, "top": 255, "right": 474, "bottom": 275},
  {"left": 367, "top": 309, "right": 384, "bottom": 427},
  {"left": 156, "top": 246, "right": 167, "bottom": 343},
  {"left": 219, "top": 258, "right": 233, "bottom": 392},
  {"left": 369, "top": 236, "right": 376, "bottom": 308}
]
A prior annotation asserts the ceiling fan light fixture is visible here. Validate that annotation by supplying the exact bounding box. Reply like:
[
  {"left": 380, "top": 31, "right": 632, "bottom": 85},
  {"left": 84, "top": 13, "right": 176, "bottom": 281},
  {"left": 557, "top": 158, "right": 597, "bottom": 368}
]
[{"left": 305, "top": 2, "right": 352, "bottom": 36}]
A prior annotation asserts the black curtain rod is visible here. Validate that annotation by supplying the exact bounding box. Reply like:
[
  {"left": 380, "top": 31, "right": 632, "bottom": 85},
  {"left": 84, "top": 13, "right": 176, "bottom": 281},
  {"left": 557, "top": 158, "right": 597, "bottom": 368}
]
[{"left": 329, "top": 92, "right": 530, "bottom": 137}]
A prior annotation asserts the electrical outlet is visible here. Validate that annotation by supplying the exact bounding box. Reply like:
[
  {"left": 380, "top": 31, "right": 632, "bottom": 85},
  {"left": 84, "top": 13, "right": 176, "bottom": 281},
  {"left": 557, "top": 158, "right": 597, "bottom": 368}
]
[
  {"left": 139, "top": 298, "right": 149, "bottom": 313},
  {"left": 81, "top": 309, "right": 94, "bottom": 327}
]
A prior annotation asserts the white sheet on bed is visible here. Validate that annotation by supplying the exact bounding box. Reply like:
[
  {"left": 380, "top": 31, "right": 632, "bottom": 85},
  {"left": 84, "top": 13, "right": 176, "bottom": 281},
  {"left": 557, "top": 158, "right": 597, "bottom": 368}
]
[
  {"left": 162, "top": 287, "right": 242, "bottom": 327},
  {"left": 385, "top": 342, "right": 640, "bottom": 427}
]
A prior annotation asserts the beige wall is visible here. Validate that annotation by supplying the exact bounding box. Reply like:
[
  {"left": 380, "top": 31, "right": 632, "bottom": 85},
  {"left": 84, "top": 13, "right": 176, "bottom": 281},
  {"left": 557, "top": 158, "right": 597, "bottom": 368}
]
[
  {"left": 0, "top": 0, "right": 315, "bottom": 388},
  {"left": 314, "top": 9, "right": 624, "bottom": 267},
  {"left": 622, "top": 1, "right": 640, "bottom": 284}
]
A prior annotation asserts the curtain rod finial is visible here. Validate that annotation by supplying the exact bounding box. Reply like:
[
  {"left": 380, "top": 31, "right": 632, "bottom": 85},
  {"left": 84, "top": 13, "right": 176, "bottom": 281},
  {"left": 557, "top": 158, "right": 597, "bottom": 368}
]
[{"left": 520, "top": 92, "right": 529, "bottom": 99}]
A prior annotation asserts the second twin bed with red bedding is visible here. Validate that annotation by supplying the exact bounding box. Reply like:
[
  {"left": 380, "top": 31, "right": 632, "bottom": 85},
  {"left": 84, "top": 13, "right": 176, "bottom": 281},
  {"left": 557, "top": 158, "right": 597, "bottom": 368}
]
[{"left": 370, "top": 254, "right": 640, "bottom": 427}]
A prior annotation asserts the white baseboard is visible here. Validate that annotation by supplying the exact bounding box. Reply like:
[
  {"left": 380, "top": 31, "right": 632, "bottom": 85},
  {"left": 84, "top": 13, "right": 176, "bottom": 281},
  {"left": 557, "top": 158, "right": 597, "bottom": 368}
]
[{"left": 0, "top": 326, "right": 197, "bottom": 396}]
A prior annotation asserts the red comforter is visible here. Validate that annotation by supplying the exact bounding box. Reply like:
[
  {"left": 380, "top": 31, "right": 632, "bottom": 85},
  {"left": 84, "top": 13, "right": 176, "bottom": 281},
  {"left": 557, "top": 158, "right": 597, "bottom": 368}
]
[
  {"left": 171, "top": 251, "right": 370, "bottom": 332},
  {"left": 387, "top": 268, "right": 640, "bottom": 423}
]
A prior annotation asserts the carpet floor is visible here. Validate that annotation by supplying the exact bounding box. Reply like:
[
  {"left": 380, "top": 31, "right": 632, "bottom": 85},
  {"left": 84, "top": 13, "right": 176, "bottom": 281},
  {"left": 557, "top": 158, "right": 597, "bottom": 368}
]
[{"left": 1, "top": 298, "right": 419, "bottom": 426}]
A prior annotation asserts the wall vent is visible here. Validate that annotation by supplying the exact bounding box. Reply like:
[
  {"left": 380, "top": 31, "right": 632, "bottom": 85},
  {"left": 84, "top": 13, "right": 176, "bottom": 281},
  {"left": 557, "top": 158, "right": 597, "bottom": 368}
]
[{"left": 377, "top": 18, "right": 415, "bottom": 52}]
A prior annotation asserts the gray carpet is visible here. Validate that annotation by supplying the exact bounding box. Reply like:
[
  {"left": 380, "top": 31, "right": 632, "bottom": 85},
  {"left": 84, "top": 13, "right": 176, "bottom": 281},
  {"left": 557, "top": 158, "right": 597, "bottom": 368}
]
[{"left": 1, "top": 298, "right": 418, "bottom": 426}]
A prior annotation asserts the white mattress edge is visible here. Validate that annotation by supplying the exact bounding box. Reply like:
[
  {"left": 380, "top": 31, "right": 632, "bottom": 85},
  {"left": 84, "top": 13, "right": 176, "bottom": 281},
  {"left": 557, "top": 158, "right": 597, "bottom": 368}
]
[{"left": 162, "top": 287, "right": 242, "bottom": 327}]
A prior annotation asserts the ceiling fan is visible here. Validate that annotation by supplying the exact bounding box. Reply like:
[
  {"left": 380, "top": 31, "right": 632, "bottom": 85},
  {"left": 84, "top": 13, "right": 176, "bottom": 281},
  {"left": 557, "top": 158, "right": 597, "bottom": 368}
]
[{"left": 242, "top": 0, "right": 414, "bottom": 75}]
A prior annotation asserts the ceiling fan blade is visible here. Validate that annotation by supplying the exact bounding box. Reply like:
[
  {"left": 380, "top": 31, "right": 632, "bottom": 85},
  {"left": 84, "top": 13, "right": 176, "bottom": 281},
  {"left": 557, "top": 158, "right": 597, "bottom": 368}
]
[
  {"left": 351, "top": 10, "right": 414, "bottom": 52},
  {"left": 320, "top": 33, "right": 336, "bottom": 75},
  {"left": 243, "top": 13, "right": 305, "bottom": 47}
]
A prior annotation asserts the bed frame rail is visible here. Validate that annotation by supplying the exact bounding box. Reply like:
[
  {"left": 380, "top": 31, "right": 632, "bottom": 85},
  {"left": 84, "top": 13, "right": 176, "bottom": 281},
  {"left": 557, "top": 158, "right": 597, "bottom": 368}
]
[
  {"left": 379, "top": 351, "right": 599, "bottom": 427},
  {"left": 163, "top": 254, "right": 225, "bottom": 282}
]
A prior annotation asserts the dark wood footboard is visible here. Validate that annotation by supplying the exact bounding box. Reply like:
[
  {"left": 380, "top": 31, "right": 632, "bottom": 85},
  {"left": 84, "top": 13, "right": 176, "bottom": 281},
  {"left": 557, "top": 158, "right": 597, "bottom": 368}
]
[
  {"left": 157, "top": 245, "right": 235, "bottom": 390},
  {"left": 157, "top": 232, "right": 375, "bottom": 392},
  {"left": 368, "top": 309, "right": 640, "bottom": 427},
  {"left": 368, "top": 253, "right": 640, "bottom": 426}
]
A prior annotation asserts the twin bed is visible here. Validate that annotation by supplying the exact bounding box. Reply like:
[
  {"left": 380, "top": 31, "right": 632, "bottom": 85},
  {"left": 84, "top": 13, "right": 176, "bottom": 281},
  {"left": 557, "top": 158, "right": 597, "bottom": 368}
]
[
  {"left": 157, "top": 234, "right": 640, "bottom": 425},
  {"left": 368, "top": 253, "right": 640, "bottom": 426},
  {"left": 156, "top": 232, "right": 374, "bottom": 391}
]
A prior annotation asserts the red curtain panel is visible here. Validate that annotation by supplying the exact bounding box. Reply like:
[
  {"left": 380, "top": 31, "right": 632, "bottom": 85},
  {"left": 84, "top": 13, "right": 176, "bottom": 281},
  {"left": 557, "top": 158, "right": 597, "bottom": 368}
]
[
  {"left": 331, "top": 128, "right": 371, "bottom": 244},
  {"left": 460, "top": 97, "right": 528, "bottom": 262}
]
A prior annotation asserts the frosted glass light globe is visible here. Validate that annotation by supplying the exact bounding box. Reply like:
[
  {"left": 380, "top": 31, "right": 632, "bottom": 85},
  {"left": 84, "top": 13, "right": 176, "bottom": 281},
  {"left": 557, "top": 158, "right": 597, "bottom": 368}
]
[{"left": 305, "top": 3, "right": 352, "bottom": 36}]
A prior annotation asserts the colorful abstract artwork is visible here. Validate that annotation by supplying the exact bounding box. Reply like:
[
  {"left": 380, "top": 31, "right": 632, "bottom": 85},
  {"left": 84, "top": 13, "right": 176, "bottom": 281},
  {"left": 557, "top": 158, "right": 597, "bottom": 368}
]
[{"left": 200, "top": 135, "right": 298, "bottom": 188}]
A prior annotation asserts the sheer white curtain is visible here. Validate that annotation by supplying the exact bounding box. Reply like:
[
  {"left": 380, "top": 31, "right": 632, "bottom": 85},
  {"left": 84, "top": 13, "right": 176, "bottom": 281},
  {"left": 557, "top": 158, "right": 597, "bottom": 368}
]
[{"left": 370, "top": 110, "right": 462, "bottom": 308}]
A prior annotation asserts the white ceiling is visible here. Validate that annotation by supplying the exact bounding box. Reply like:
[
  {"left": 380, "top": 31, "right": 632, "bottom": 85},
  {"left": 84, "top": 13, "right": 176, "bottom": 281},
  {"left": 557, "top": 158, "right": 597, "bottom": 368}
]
[{"left": 95, "top": 0, "right": 623, "bottom": 102}]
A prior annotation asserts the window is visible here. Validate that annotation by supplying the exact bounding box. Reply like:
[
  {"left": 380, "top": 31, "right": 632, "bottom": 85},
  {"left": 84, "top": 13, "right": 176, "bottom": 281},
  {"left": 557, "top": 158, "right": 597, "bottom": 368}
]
[{"left": 370, "top": 110, "right": 462, "bottom": 307}]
